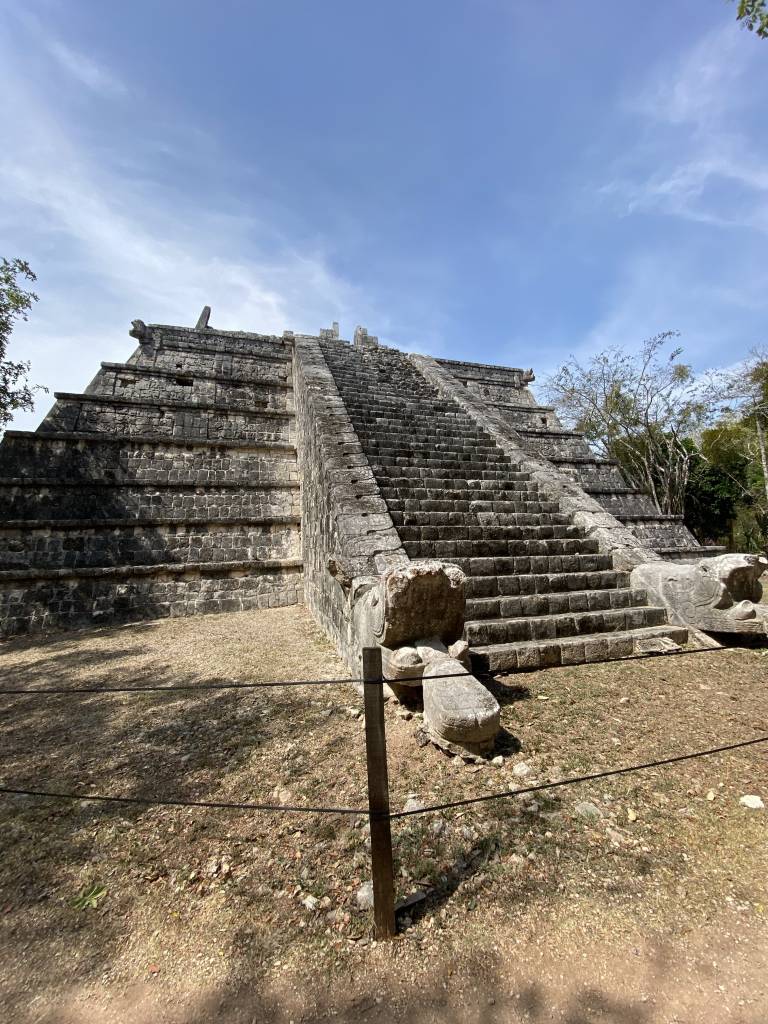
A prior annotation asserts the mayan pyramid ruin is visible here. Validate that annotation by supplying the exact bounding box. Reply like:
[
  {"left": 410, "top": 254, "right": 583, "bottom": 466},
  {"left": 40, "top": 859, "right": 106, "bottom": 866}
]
[{"left": 3, "top": 310, "right": 767, "bottom": 750}]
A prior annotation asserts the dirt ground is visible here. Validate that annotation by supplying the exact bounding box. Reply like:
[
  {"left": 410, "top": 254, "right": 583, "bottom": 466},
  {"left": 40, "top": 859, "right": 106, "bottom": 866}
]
[{"left": 1, "top": 606, "right": 767, "bottom": 1024}]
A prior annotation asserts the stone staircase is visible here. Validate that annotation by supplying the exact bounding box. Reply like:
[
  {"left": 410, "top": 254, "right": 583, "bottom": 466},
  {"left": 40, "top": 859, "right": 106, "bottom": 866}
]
[
  {"left": 320, "top": 338, "right": 688, "bottom": 672},
  {"left": 436, "top": 357, "right": 722, "bottom": 561}
]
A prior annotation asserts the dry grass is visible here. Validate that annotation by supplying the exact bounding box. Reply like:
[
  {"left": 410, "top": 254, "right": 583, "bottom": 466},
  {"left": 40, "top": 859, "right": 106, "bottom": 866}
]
[{"left": 1, "top": 607, "right": 767, "bottom": 1023}]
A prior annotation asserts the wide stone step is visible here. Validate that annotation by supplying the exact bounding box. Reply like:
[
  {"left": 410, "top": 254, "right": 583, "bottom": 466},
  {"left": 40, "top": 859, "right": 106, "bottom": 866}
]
[
  {"left": 351, "top": 418, "right": 483, "bottom": 435},
  {"left": 351, "top": 418, "right": 494, "bottom": 436},
  {"left": 389, "top": 510, "right": 571, "bottom": 527},
  {"left": 464, "top": 569, "right": 630, "bottom": 598},
  {"left": 370, "top": 453, "right": 510, "bottom": 470},
  {"left": 378, "top": 465, "right": 530, "bottom": 482},
  {"left": 465, "top": 604, "right": 669, "bottom": 646},
  {"left": 471, "top": 625, "right": 689, "bottom": 672},
  {"left": 465, "top": 587, "right": 649, "bottom": 620},
  {"left": 344, "top": 390, "right": 463, "bottom": 402},
  {"left": 348, "top": 410, "right": 482, "bottom": 428},
  {"left": 404, "top": 537, "right": 600, "bottom": 559},
  {"left": 386, "top": 498, "right": 550, "bottom": 514},
  {"left": 356, "top": 439, "right": 502, "bottom": 457},
  {"left": 352, "top": 424, "right": 492, "bottom": 442},
  {"left": 349, "top": 410, "right": 463, "bottom": 421},
  {"left": 397, "top": 523, "right": 584, "bottom": 542},
  {"left": 450, "top": 553, "right": 616, "bottom": 576},
  {"left": 381, "top": 472, "right": 533, "bottom": 487},
  {"left": 351, "top": 419, "right": 493, "bottom": 436},
  {"left": 384, "top": 495, "right": 557, "bottom": 513}
]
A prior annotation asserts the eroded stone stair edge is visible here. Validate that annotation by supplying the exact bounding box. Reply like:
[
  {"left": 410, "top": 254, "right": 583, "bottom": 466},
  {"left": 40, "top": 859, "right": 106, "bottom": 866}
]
[
  {"left": 410, "top": 354, "right": 661, "bottom": 574},
  {"left": 292, "top": 334, "right": 408, "bottom": 669}
]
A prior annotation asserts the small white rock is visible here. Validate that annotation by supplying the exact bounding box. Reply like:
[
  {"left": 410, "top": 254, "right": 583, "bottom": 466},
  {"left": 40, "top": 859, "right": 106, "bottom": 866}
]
[
  {"left": 346, "top": 707, "right": 363, "bottom": 720},
  {"left": 512, "top": 762, "right": 531, "bottom": 778},
  {"left": 574, "top": 800, "right": 602, "bottom": 820},
  {"left": 302, "top": 895, "right": 319, "bottom": 911},
  {"left": 403, "top": 795, "right": 424, "bottom": 813},
  {"left": 356, "top": 881, "right": 374, "bottom": 910},
  {"left": 740, "top": 795, "right": 765, "bottom": 810},
  {"left": 491, "top": 755, "right": 504, "bottom": 767}
]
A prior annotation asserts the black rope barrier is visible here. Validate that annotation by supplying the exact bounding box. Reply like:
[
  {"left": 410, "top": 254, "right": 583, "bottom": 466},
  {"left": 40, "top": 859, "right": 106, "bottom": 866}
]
[
  {"left": 0, "top": 785, "right": 368, "bottom": 817},
  {"left": 390, "top": 734, "right": 768, "bottom": 818},
  {"left": 0, "top": 643, "right": 737, "bottom": 696},
  {"left": 3, "top": 733, "right": 766, "bottom": 821}
]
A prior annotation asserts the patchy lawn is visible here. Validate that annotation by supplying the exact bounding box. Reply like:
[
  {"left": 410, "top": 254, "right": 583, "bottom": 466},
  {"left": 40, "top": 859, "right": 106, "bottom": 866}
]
[{"left": 1, "top": 607, "right": 767, "bottom": 1024}]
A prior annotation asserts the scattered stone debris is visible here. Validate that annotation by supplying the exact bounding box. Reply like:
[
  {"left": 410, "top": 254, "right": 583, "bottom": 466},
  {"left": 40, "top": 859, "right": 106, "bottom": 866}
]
[
  {"left": 739, "top": 795, "right": 765, "bottom": 810},
  {"left": 403, "top": 794, "right": 424, "bottom": 813},
  {"left": 574, "top": 801, "right": 602, "bottom": 820},
  {"left": 512, "top": 761, "right": 531, "bottom": 778},
  {"left": 355, "top": 881, "right": 374, "bottom": 910}
]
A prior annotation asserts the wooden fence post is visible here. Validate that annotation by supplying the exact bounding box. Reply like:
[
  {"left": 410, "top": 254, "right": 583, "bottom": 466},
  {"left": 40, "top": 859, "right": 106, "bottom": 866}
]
[{"left": 362, "top": 646, "right": 396, "bottom": 939}]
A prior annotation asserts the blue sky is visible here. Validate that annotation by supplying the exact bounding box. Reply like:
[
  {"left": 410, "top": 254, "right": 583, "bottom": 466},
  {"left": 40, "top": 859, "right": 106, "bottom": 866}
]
[{"left": 1, "top": 1, "right": 767, "bottom": 430}]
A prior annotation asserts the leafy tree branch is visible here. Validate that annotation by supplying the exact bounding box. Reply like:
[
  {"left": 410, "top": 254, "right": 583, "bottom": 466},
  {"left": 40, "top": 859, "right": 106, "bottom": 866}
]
[{"left": 0, "top": 258, "right": 46, "bottom": 432}]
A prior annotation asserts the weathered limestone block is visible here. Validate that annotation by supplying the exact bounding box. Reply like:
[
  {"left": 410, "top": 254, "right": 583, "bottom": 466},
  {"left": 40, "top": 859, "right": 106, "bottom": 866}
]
[
  {"left": 347, "top": 560, "right": 500, "bottom": 754},
  {"left": 422, "top": 650, "right": 500, "bottom": 756},
  {"left": 631, "top": 554, "right": 768, "bottom": 634},
  {"left": 366, "top": 559, "right": 465, "bottom": 648}
]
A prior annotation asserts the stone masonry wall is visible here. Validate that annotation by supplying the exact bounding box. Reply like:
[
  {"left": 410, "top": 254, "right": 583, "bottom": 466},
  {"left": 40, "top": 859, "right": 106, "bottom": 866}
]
[
  {"left": 0, "top": 482, "right": 299, "bottom": 521},
  {"left": 130, "top": 324, "right": 294, "bottom": 364},
  {"left": 88, "top": 364, "right": 293, "bottom": 413},
  {"left": 0, "top": 566, "right": 303, "bottom": 638},
  {"left": 0, "top": 521, "right": 300, "bottom": 570},
  {"left": 0, "top": 433, "right": 298, "bottom": 486},
  {"left": 292, "top": 334, "right": 407, "bottom": 670},
  {"left": 0, "top": 319, "right": 303, "bottom": 638},
  {"left": 42, "top": 395, "right": 293, "bottom": 443}
]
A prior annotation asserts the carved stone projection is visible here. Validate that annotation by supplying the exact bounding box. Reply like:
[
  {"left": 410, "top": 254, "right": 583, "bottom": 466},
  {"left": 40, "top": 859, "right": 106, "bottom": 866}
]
[
  {"left": 349, "top": 560, "right": 501, "bottom": 755},
  {"left": 631, "top": 554, "right": 768, "bottom": 635}
]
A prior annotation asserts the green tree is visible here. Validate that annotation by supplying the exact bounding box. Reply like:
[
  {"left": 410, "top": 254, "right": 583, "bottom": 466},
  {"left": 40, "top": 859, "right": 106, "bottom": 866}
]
[
  {"left": 731, "top": 0, "right": 768, "bottom": 38},
  {"left": 683, "top": 426, "right": 749, "bottom": 546},
  {"left": 543, "top": 332, "right": 713, "bottom": 516},
  {"left": 0, "top": 258, "right": 44, "bottom": 432},
  {"left": 709, "top": 350, "right": 768, "bottom": 552}
]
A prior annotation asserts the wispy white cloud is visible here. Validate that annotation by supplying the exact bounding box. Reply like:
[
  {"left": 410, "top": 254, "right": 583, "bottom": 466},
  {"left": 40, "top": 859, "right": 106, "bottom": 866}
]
[
  {"left": 0, "top": 18, "right": 382, "bottom": 430},
  {"left": 599, "top": 24, "right": 768, "bottom": 233},
  {"left": 579, "top": 19, "right": 768, "bottom": 372},
  {"left": 629, "top": 25, "right": 748, "bottom": 129},
  {"left": 45, "top": 38, "right": 128, "bottom": 96}
]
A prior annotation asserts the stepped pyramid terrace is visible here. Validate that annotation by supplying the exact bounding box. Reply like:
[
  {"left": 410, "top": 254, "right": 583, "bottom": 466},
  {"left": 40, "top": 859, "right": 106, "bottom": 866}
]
[{"left": 2, "top": 311, "right": 766, "bottom": 753}]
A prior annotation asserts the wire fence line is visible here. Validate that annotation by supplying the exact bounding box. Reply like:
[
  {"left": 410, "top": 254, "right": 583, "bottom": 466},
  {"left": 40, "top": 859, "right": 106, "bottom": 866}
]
[
  {"left": 389, "top": 734, "right": 768, "bottom": 818},
  {"left": 1, "top": 641, "right": 757, "bottom": 938},
  {"left": 0, "top": 785, "right": 368, "bottom": 816},
  {"left": 3, "top": 733, "right": 766, "bottom": 820},
  {"left": 0, "top": 643, "right": 736, "bottom": 696}
]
